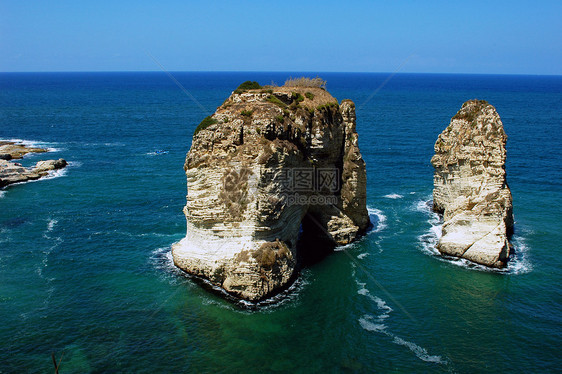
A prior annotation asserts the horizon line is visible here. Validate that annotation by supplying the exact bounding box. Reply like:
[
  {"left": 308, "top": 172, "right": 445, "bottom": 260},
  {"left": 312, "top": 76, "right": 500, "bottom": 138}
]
[{"left": 1, "top": 70, "right": 560, "bottom": 77}]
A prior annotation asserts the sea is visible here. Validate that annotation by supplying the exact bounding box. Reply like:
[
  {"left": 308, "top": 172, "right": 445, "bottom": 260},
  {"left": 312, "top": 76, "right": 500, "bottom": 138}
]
[{"left": 0, "top": 72, "right": 560, "bottom": 373}]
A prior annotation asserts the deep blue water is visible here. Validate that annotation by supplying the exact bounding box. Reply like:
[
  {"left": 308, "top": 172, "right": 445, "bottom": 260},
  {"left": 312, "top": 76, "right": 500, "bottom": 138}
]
[{"left": 0, "top": 72, "right": 561, "bottom": 373}]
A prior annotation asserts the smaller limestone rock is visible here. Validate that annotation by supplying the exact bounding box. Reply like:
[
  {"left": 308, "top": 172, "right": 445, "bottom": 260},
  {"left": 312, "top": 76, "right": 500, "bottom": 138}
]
[{"left": 431, "top": 100, "right": 514, "bottom": 268}]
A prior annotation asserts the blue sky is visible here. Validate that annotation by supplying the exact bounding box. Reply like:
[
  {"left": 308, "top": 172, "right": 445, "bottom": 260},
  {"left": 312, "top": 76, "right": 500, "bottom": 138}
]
[{"left": 1, "top": 0, "right": 561, "bottom": 74}]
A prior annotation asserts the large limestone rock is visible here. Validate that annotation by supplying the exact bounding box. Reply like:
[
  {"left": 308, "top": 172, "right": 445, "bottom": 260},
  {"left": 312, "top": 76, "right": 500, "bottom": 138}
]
[
  {"left": 173, "top": 84, "right": 369, "bottom": 301},
  {"left": 431, "top": 100, "right": 514, "bottom": 267}
]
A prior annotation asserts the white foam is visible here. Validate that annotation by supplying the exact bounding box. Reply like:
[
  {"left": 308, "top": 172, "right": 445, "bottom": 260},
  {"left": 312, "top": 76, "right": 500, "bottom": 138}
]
[
  {"left": 41, "top": 167, "right": 68, "bottom": 180},
  {"left": 151, "top": 245, "right": 175, "bottom": 262},
  {"left": 149, "top": 245, "right": 185, "bottom": 285},
  {"left": 355, "top": 280, "right": 393, "bottom": 314},
  {"left": 356, "top": 281, "right": 368, "bottom": 295},
  {"left": 0, "top": 191, "right": 5, "bottom": 199},
  {"left": 359, "top": 315, "right": 387, "bottom": 332},
  {"left": 365, "top": 293, "right": 393, "bottom": 313},
  {"left": 357, "top": 253, "right": 369, "bottom": 259},
  {"left": 334, "top": 240, "right": 359, "bottom": 252},
  {"left": 39, "top": 146, "right": 65, "bottom": 153},
  {"left": 146, "top": 150, "right": 169, "bottom": 156},
  {"left": 47, "top": 219, "right": 57, "bottom": 232},
  {"left": 383, "top": 193, "right": 404, "bottom": 199},
  {"left": 34, "top": 221, "right": 63, "bottom": 315},
  {"left": 430, "top": 222, "right": 442, "bottom": 239},
  {"left": 372, "top": 295, "right": 393, "bottom": 313},
  {"left": 358, "top": 311, "right": 446, "bottom": 364},
  {"left": 414, "top": 198, "right": 443, "bottom": 259},
  {"left": 414, "top": 198, "right": 433, "bottom": 214},
  {"left": 368, "top": 207, "right": 387, "bottom": 233},
  {"left": 392, "top": 336, "right": 447, "bottom": 364},
  {"left": 506, "top": 236, "right": 532, "bottom": 274},
  {"left": 0, "top": 138, "right": 61, "bottom": 151},
  {"left": 355, "top": 274, "right": 446, "bottom": 364}
]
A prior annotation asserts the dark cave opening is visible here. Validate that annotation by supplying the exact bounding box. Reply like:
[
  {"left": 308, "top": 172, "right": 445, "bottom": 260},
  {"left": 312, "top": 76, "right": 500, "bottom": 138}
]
[{"left": 296, "top": 210, "right": 336, "bottom": 267}]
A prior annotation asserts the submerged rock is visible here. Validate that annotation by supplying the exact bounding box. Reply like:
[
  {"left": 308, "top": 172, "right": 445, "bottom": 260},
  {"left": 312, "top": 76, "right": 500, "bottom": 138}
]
[
  {"left": 173, "top": 83, "right": 369, "bottom": 301},
  {"left": 431, "top": 100, "right": 514, "bottom": 267}
]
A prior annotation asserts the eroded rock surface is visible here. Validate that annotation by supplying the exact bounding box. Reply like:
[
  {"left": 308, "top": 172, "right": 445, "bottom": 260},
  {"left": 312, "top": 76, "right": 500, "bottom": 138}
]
[
  {"left": 173, "top": 85, "right": 369, "bottom": 301},
  {"left": 431, "top": 100, "right": 513, "bottom": 267},
  {"left": 0, "top": 141, "right": 67, "bottom": 188}
]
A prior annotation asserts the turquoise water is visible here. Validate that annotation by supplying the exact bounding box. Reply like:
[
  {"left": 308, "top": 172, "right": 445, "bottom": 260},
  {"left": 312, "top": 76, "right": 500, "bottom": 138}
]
[{"left": 1, "top": 72, "right": 561, "bottom": 373}]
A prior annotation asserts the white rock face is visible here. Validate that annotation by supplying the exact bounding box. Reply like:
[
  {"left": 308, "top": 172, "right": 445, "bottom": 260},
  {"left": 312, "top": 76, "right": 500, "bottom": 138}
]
[
  {"left": 172, "top": 86, "right": 369, "bottom": 301},
  {"left": 431, "top": 100, "right": 514, "bottom": 268}
]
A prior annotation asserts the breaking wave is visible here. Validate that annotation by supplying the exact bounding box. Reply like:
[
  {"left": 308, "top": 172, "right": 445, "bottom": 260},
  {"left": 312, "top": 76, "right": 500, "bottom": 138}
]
[
  {"left": 0, "top": 138, "right": 63, "bottom": 153},
  {"left": 383, "top": 193, "right": 404, "bottom": 199},
  {"left": 368, "top": 207, "right": 387, "bottom": 233}
]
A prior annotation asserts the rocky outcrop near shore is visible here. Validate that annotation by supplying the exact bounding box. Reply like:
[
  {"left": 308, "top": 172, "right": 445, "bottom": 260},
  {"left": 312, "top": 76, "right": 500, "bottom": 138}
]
[
  {"left": 431, "top": 100, "right": 514, "bottom": 267},
  {"left": 173, "top": 81, "right": 369, "bottom": 301},
  {"left": 0, "top": 141, "right": 67, "bottom": 188}
]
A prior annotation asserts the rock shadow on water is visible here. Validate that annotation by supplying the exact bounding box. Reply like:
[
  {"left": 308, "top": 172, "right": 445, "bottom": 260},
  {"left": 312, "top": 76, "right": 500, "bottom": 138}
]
[{"left": 1, "top": 216, "right": 29, "bottom": 229}]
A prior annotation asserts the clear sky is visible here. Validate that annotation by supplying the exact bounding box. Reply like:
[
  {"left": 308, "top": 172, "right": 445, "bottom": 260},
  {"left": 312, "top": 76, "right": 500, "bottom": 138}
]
[{"left": 1, "top": 0, "right": 561, "bottom": 74}]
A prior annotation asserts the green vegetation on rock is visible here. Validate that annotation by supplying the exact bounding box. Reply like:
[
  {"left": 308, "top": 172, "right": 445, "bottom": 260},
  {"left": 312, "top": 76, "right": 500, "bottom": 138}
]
[
  {"left": 266, "top": 95, "right": 287, "bottom": 108},
  {"left": 234, "top": 81, "right": 262, "bottom": 94},
  {"left": 316, "top": 102, "right": 339, "bottom": 111},
  {"left": 292, "top": 92, "right": 305, "bottom": 103},
  {"left": 194, "top": 116, "right": 218, "bottom": 136}
]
